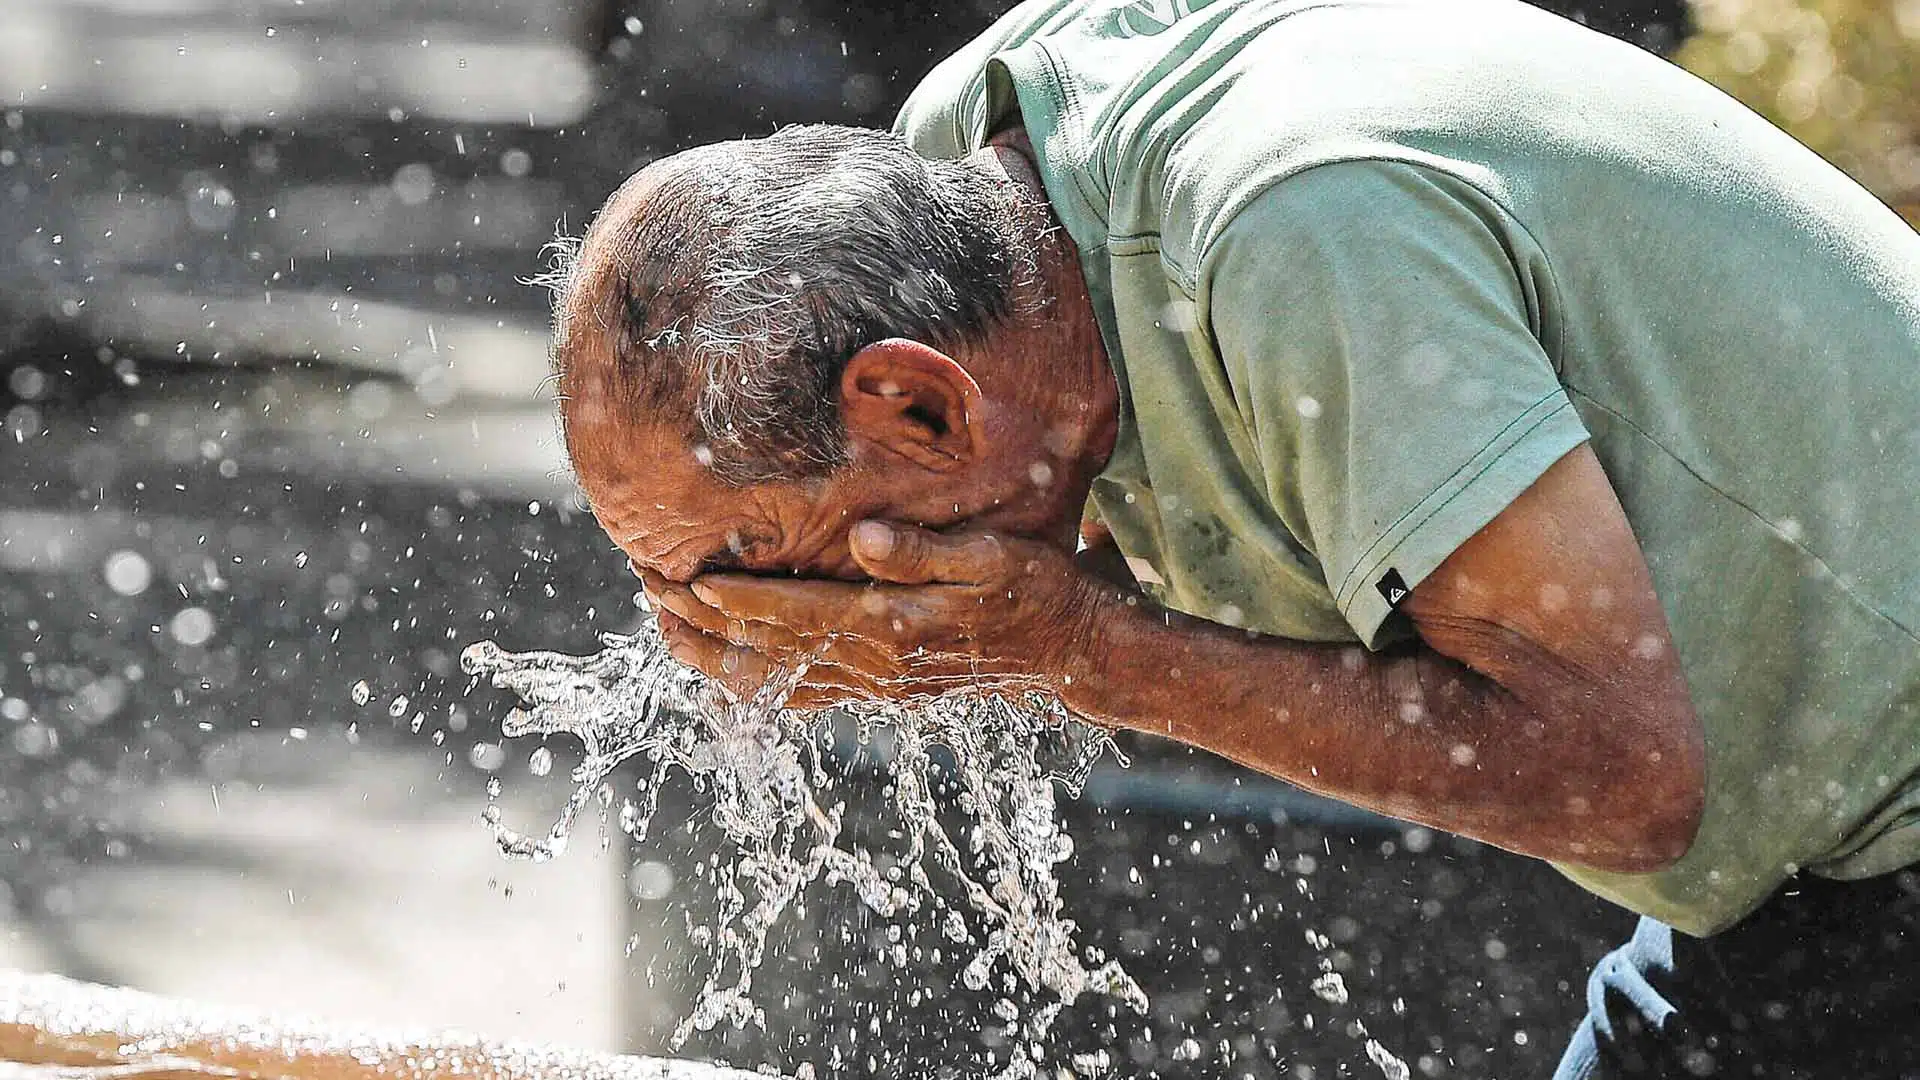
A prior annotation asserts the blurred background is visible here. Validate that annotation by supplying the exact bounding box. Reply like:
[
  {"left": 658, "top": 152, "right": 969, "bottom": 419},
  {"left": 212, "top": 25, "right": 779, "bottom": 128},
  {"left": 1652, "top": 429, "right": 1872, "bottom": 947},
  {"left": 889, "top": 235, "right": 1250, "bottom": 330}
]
[{"left": 0, "top": 0, "right": 1903, "bottom": 1077}]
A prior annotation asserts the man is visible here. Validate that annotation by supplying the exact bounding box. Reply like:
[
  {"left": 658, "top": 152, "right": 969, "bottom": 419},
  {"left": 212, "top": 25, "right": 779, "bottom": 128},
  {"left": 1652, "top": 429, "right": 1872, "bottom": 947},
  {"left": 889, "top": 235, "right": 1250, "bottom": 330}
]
[{"left": 548, "top": 0, "right": 1920, "bottom": 1074}]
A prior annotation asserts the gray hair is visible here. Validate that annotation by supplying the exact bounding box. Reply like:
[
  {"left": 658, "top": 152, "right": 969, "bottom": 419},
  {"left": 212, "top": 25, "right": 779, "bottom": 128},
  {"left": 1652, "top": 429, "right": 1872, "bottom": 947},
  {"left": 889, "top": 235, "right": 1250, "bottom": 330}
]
[{"left": 547, "top": 125, "right": 1039, "bottom": 486}]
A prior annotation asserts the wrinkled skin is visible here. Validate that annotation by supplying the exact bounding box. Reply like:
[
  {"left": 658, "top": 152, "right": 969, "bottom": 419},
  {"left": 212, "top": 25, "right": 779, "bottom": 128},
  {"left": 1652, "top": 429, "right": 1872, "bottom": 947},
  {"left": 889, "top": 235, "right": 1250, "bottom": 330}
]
[
  {"left": 641, "top": 522, "right": 1118, "bottom": 713},
  {"left": 556, "top": 133, "right": 1707, "bottom": 875}
]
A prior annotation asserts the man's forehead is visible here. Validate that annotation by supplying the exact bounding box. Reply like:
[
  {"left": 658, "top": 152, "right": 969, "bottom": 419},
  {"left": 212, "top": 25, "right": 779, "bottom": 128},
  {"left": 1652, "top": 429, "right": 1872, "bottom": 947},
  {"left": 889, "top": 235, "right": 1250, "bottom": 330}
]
[{"left": 573, "top": 439, "right": 750, "bottom": 578}]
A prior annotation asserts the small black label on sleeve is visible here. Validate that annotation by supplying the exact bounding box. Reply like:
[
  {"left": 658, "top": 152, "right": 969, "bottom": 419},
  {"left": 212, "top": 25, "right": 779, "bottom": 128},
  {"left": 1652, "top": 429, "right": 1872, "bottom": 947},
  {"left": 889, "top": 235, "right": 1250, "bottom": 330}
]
[{"left": 1375, "top": 568, "right": 1411, "bottom": 609}]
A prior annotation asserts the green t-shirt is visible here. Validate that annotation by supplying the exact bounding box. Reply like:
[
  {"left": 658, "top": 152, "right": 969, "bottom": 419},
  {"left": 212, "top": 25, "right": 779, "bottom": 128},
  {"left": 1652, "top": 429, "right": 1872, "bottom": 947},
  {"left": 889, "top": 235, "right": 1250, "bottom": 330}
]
[{"left": 895, "top": 0, "right": 1920, "bottom": 936}]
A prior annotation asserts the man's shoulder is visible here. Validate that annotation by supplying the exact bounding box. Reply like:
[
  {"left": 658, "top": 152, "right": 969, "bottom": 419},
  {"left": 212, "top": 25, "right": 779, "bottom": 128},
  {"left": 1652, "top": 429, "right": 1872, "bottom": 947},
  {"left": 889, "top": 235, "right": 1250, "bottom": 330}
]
[
  {"left": 1126, "top": 1, "right": 1693, "bottom": 287},
  {"left": 897, "top": 0, "right": 1735, "bottom": 291},
  {"left": 893, "top": 0, "right": 1090, "bottom": 160}
]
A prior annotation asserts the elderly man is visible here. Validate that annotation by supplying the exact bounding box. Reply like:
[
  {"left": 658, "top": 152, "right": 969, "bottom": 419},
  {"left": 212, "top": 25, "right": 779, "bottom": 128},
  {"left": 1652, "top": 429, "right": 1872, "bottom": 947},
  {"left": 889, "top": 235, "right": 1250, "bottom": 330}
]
[{"left": 549, "top": 0, "right": 1920, "bottom": 1074}]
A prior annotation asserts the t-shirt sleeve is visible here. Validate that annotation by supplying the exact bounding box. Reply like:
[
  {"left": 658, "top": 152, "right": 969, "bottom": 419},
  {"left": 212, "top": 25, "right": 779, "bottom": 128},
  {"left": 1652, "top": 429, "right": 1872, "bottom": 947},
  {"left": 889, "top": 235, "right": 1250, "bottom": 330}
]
[
  {"left": 1201, "top": 159, "right": 1590, "bottom": 647},
  {"left": 893, "top": 35, "right": 1003, "bottom": 161},
  {"left": 893, "top": 63, "right": 979, "bottom": 161}
]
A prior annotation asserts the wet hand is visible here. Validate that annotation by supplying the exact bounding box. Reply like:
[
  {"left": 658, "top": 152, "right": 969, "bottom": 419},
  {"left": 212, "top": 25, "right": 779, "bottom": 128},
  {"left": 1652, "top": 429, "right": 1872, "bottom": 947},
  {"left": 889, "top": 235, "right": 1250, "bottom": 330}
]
[{"left": 642, "top": 522, "right": 1119, "bottom": 709}]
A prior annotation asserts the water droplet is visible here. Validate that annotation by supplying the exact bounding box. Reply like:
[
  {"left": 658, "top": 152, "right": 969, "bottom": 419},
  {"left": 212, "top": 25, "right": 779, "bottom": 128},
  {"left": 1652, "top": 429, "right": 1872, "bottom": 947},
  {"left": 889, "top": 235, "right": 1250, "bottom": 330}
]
[
  {"left": 7, "top": 365, "right": 46, "bottom": 400},
  {"left": 629, "top": 859, "right": 675, "bottom": 901},
  {"left": 392, "top": 162, "right": 436, "bottom": 206},
  {"left": 1310, "top": 971, "right": 1349, "bottom": 1005},
  {"left": 103, "top": 550, "right": 152, "bottom": 596},
  {"left": 168, "top": 607, "right": 215, "bottom": 647},
  {"left": 528, "top": 746, "right": 554, "bottom": 776},
  {"left": 12, "top": 723, "right": 56, "bottom": 758},
  {"left": 1366, "top": 1039, "right": 1411, "bottom": 1080},
  {"left": 350, "top": 680, "right": 371, "bottom": 706},
  {"left": 1071, "top": 1050, "right": 1111, "bottom": 1076}
]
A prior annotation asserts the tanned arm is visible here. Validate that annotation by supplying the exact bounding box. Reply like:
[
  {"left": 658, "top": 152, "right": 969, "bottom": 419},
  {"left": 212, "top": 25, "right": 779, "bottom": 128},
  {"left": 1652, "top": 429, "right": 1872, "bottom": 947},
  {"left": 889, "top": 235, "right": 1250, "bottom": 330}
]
[
  {"left": 1062, "top": 445, "right": 1706, "bottom": 872},
  {"left": 662, "top": 445, "right": 1705, "bottom": 874}
]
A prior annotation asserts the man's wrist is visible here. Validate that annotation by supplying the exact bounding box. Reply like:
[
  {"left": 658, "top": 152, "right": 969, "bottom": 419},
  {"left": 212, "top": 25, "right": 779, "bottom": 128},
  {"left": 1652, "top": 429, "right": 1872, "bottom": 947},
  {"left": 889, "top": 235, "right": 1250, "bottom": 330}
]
[{"left": 1050, "top": 585, "right": 1135, "bottom": 726}]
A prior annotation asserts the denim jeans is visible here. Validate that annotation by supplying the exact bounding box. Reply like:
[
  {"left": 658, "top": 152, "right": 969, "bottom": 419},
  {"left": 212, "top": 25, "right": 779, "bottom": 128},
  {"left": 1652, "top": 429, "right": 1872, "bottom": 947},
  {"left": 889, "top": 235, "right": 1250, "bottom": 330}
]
[{"left": 1554, "top": 871, "right": 1920, "bottom": 1079}]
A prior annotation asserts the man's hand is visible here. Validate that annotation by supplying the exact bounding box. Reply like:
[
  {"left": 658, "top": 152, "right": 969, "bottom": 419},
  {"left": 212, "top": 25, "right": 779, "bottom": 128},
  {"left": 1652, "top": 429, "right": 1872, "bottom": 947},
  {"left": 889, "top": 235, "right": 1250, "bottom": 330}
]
[{"left": 642, "top": 521, "right": 1118, "bottom": 710}]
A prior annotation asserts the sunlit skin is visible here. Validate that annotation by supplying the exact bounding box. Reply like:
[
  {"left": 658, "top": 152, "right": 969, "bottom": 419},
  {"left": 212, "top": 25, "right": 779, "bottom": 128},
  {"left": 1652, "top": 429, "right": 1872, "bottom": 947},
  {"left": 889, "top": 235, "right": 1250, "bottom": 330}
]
[{"left": 558, "top": 132, "right": 1707, "bottom": 876}]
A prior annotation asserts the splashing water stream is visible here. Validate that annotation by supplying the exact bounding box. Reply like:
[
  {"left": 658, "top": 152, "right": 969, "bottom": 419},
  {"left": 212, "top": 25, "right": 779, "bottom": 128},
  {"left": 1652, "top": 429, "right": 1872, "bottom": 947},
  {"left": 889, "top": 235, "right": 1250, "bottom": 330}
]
[
  {"left": 460, "top": 616, "right": 1412, "bottom": 1080},
  {"left": 459, "top": 618, "right": 1146, "bottom": 1069}
]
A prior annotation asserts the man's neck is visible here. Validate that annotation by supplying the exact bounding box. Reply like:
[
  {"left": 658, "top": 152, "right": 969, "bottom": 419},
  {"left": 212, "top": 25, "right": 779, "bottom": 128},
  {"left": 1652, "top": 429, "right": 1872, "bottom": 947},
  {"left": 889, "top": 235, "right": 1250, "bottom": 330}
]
[{"left": 976, "top": 129, "right": 1121, "bottom": 480}]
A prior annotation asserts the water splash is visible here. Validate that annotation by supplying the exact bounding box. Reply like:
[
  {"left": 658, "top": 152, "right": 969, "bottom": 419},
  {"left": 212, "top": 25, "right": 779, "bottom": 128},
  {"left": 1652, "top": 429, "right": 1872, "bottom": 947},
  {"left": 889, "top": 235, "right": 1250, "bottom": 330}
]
[
  {"left": 459, "top": 618, "right": 1147, "bottom": 1058},
  {"left": 1303, "top": 922, "right": 1413, "bottom": 1080},
  {"left": 1365, "top": 1039, "right": 1412, "bottom": 1080},
  {"left": 1309, "top": 970, "right": 1349, "bottom": 1006}
]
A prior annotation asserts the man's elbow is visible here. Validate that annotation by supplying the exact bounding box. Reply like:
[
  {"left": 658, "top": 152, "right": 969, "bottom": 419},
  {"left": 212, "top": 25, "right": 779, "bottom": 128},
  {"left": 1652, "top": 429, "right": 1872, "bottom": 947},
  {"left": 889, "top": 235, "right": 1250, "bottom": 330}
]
[
  {"left": 1594, "top": 779, "right": 1703, "bottom": 874},
  {"left": 1577, "top": 707, "right": 1707, "bottom": 874}
]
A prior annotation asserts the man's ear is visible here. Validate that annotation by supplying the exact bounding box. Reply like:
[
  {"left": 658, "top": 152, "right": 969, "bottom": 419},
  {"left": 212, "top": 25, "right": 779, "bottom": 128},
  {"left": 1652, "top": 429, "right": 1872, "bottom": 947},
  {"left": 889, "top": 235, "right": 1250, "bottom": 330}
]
[{"left": 840, "top": 338, "right": 985, "bottom": 471}]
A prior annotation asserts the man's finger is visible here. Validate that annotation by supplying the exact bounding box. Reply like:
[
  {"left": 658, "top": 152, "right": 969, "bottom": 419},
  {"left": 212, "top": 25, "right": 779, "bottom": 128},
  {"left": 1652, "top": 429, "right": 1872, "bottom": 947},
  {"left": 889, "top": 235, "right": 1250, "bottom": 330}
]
[
  {"left": 719, "top": 609, "right": 849, "bottom": 668},
  {"left": 691, "top": 575, "right": 877, "bottom": 634},
  {"left": 660, "top": 619, "right": 775, "bottom": 699},
  {"left": 848, "top": 521, "right": 1009, "bottom": 585},
  {"left": 788, "top": 664, "right": 886, "bottom": 712},
  {"left": 651, "top": 576, "right": 732, "bottom": 637},
  {"left": 783, "top": 683, "right": 849, "bottom": 714},
  {"left": 695, "top": 573, "right": 968, "bottom": 648},
  {"left": 660, "top": 612, "right": 894, "bottom": 713},
  {"left": 658, "top": 614, "right": 722, "bottom": 677}
]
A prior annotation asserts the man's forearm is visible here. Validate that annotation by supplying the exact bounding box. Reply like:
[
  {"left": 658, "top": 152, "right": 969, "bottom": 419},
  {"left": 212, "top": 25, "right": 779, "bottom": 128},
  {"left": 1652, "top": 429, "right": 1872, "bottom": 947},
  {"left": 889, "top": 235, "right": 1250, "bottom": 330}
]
[{"left": 1058, "top": 602, "right": 1696, "bottom": 872}]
